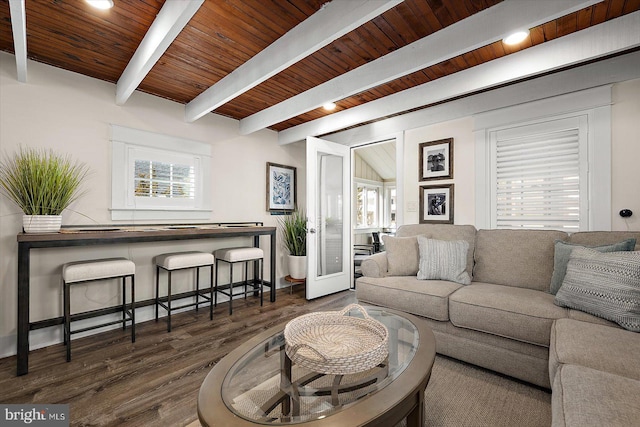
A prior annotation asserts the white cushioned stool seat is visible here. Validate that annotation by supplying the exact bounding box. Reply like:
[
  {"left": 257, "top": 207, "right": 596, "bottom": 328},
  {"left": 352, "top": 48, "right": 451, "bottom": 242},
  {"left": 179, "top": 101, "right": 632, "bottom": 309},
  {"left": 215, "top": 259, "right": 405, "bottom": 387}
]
[
  {"left": 63, "top": 258, "right": 135, "bottom": 283},
  {"left": 214, "top": 247, "right": 264, "bottom": 262},
  {"left": 156, "top": 251, "right": 215, "bottom": 270}
]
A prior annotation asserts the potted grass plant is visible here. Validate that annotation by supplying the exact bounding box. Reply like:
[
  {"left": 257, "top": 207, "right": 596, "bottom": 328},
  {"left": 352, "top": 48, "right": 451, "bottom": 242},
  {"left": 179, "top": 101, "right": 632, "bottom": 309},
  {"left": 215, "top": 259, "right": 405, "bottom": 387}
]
[
  {"left": 279, "top": 208, "right": 307, "bottom": 279},
  {"left": 0, "top": 147, "right": 89, "bottom": 233}
]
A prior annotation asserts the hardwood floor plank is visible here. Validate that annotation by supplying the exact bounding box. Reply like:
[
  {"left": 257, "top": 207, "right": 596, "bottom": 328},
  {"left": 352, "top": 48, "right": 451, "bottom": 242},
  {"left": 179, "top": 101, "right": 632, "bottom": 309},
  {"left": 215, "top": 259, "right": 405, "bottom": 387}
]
[{"left": 0, "top": 288, "right": 356, "bottom": 426}]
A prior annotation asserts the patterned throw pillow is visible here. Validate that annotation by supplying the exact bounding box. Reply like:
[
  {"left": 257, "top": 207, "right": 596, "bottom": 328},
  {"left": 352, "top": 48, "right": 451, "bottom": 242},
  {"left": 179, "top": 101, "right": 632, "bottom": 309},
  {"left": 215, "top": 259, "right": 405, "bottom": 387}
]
[
  {"left": 554, "top": 247, "right": 640, "bottom": 332},
  {"left": 383, "top": 235, "right": 420, "bottom": 276},
  {"left": 417, "top": 236, "right": 471, "bottom": 285},
  {"left": 549, "top": 239, "right": 637, "bottom": 294}
]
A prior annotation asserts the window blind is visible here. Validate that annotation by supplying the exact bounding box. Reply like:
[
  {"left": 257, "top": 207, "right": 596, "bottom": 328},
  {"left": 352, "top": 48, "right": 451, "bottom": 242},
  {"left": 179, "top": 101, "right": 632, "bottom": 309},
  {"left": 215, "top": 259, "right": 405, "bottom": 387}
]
[{"left": 494, "top": 128, "right": 581, "bottom": 230}]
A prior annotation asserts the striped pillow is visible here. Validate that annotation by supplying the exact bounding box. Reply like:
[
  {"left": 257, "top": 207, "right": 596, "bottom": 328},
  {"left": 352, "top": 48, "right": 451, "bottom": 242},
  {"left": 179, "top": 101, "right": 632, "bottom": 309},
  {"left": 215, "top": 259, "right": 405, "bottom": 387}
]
[
  {"left": 417, "top": 236, "right": 471, "bottom": 285},
  {"left": 554, "top": 247, "right": 640, "bottom": 332}
]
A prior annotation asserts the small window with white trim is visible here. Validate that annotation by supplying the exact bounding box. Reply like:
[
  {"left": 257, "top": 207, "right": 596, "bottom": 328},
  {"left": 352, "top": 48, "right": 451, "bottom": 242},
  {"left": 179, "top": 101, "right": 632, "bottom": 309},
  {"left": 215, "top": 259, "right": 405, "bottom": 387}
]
[{"left": 110, "top": 125, "right": 212, "bottom": 221}]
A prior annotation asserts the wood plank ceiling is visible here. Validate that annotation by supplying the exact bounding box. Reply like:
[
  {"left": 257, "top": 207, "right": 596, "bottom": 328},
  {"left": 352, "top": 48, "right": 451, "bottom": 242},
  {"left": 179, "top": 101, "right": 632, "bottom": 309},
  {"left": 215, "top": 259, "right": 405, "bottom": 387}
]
[{"left": 1, "top": 0, "right": 639, "bottom": 137}]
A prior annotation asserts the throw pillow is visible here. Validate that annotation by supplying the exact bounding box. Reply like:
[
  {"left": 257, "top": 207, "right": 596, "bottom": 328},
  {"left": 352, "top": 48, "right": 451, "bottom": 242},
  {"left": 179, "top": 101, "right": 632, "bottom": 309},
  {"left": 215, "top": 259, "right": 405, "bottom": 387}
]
[
  {"left": 549, "top": 238, "right": 636, "bottom": 294},
  {"left": 383, "top": 235, "right": 419, "bottom": 276},
  {"left": 554, "top": 247, "right": 640, "bottom": 332},
  {"left": 416, "top": 236, "right": 471, "bottom": 285}
]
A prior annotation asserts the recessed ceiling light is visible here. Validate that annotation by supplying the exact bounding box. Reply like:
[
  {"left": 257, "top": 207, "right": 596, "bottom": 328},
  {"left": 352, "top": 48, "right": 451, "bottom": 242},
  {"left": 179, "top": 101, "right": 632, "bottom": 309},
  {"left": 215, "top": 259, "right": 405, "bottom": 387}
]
[
  {"left": 503, "top": 30, "right": 529, "bottom": 45},
  {"left": 86, "top": 0, "right": 114, "bottom": 10},
  {"left": 323, "top": 102, "right": 336, "bottom": 111}
]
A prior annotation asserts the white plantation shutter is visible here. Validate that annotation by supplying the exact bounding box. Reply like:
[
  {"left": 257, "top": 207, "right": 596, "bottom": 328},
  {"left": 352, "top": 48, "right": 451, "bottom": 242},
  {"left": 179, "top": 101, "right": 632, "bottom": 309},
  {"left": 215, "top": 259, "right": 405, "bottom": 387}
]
[{"left": 490, "top": 116, "right": 588, "bottom": 231}]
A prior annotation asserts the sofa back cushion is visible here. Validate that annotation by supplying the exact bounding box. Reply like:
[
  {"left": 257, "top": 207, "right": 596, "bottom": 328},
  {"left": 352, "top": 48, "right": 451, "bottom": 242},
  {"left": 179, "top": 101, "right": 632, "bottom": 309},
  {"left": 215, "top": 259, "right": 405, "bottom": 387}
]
[
  {"left": 474, "top": 229, "right": 568, "bottom": 291},
  {"left": 567, "top": 231, "right": 640, "bottom": 250},
  {"left": 396, "top": 224, "right": 476, "bottom": 278},
  {"left": 382, "top": 235, "right": 419, "bottom": 276}
]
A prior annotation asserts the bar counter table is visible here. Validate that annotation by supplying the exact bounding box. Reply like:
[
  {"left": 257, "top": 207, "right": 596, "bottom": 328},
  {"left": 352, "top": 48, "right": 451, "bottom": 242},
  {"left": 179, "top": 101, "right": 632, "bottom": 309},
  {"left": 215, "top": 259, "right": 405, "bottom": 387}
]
[{"left": 16, "top": 222, "right": 276, "bottom": 376}]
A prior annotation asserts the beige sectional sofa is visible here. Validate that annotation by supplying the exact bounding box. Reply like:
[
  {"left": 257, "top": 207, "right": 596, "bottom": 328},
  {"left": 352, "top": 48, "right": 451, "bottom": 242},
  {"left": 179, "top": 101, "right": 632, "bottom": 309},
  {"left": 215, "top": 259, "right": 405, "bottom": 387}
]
[{"left": 355, "top": 224, "right": 640, "bottom": 426}]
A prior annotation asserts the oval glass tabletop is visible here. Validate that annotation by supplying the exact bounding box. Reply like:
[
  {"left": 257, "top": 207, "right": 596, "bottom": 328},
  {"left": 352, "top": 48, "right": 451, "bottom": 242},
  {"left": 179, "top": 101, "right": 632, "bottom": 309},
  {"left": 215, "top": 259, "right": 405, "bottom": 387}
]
[{"left": 220, "top": 307, "right": 419, "bottom": 424}]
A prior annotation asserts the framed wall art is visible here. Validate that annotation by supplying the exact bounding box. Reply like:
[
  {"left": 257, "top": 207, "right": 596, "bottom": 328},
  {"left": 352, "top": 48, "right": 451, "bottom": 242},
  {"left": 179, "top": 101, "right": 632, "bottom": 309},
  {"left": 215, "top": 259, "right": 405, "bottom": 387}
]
[
  {"left": 419, "top": 138, "right": 453, "bottom": 181},
  {"left": 266, "top": 162, "right": 297, "bottom": 213},
  {"left": 419, "top": 184, "right": 454, "bottom": 224}
]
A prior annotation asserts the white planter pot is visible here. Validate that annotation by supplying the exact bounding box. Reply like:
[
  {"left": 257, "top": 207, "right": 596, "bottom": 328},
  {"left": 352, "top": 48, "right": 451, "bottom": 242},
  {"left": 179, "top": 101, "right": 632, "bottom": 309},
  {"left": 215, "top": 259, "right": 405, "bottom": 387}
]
[
  {"left": 288, "top": 255, "right": 307, "bottom": 280},
  {"left": 23, "top": 215, "right": 62, "bottom": 233}
]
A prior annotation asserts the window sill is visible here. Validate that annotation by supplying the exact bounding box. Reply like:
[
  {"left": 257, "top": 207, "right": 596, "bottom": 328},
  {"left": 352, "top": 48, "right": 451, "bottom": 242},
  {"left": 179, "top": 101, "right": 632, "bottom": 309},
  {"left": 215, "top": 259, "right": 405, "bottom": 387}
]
[{"left": 110, "top": 208, "right": 212, "bottom": 221}]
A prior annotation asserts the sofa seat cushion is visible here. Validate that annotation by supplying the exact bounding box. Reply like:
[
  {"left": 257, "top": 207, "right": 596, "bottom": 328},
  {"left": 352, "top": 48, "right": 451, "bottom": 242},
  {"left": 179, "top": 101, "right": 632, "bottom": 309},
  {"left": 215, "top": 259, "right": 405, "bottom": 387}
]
[
  {"left": 552, "top": 364, "right": 640, "bottom": 427},
  {"left": 449, "top": 283, "right": 567, "bottom": 346},
  {"left": 355, "top": 276, "right": 462, "bottom": 321},
  {"left": 549, "top": 319, "right": 640, "bottom": 384}
]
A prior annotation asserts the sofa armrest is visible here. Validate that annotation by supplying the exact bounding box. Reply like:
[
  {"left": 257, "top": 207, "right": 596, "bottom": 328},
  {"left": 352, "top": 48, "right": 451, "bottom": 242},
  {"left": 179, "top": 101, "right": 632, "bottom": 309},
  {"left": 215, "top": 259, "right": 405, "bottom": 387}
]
[{"left": 361, "top": 251, "right": 388, "bottom": 278}]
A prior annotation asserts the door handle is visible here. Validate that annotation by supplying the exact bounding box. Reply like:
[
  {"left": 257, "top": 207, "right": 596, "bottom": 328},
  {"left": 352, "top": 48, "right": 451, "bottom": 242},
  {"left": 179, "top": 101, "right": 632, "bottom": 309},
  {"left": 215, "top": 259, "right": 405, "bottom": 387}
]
[{"left": 309, "top": 228, "right": 316, "bottom": 234}]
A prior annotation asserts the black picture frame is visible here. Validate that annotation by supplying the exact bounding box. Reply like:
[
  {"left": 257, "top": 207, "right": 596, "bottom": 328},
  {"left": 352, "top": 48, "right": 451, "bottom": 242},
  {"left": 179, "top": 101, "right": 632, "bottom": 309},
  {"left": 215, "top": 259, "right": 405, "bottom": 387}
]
[
  {"left": 419, "top": 138, "right": 453, "bottom": 181},
  {"left": 419, "top": 184, "right": 454, "bottom": 224},
  {"left": 266, "top": 162, "right": 296, "bottom": 213}
]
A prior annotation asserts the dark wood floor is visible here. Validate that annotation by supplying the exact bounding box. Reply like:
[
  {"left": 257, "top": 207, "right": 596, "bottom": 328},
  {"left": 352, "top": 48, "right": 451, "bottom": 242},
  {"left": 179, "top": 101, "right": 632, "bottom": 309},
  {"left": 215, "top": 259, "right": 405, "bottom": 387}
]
[{"left": 0, "top": 287, "right": 357, "bottom": 426}]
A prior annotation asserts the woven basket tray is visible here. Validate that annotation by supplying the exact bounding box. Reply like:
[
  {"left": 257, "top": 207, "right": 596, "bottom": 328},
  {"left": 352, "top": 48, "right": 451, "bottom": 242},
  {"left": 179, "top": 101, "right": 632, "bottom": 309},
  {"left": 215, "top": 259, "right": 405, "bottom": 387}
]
[{"left": 284, "top": 304, "right": 389, "bottom": 375}]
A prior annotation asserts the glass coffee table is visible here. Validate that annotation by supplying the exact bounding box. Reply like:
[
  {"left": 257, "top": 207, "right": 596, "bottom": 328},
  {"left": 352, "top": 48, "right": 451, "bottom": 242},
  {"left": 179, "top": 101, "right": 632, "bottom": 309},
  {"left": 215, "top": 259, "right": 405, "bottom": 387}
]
[{"left": 198, "top": 306, "right": 435, "bottom": 426}]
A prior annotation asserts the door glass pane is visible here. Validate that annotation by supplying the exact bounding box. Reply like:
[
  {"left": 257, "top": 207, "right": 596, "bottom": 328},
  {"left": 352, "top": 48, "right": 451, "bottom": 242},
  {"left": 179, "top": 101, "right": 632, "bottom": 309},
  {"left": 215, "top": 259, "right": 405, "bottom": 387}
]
[{"left": 317, "top": 153, "right": 343, "bottom": 277}]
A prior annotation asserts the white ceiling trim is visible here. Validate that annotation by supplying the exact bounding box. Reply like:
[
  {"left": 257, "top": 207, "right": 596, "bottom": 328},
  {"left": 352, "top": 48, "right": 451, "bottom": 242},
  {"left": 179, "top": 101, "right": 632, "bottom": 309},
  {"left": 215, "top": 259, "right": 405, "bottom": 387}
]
[
  {"left": 240, "top": 0, "right": 598, "bottom": 135},
  {"left": 8, "top": 0, "right": 27, "bottom": 83},
  {"left": 184, "top": 0, "right": 403, "bottom": 123},
  {"left": 325, "top": 51, "right": 640, "bottom": 146},
  {"left": 278, "top": 11, "right": 640, "bottom": 145},
  {"left": 115, "top": 0, "right": 204, "bottom": 105}
]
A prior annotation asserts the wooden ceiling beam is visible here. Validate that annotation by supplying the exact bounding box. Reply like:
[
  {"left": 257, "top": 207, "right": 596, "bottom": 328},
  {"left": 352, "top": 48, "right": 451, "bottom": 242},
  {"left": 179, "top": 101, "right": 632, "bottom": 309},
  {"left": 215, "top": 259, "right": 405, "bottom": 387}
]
[
  {"left": 184, "top": 0, "right": 403, "bottom": 123},
  {"left": 115, "top": 0, "right": 204, "bottom": 105},
  {"left": 241, "top": 0, "right": 599, "bottom": 135},
  {"left": 278, "top": 11, "right": 640, "bottom": 144},
  {"left": 8, "top": 0, "right": 27, "bottom": 82}
]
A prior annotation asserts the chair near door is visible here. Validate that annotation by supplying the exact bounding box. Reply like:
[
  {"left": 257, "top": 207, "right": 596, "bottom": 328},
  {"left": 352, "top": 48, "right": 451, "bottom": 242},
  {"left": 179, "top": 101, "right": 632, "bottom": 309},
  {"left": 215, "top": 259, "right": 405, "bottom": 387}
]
[{"left": 353, "top": 232, "right": 382, "bottom": 288}]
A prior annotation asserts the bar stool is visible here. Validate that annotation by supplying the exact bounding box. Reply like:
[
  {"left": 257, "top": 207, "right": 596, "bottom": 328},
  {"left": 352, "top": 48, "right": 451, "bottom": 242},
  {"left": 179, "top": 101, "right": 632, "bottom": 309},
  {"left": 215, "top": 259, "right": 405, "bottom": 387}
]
[
  {"left": 213, "top": 247, "right": 264, "bottom": 315},
  {"left": 155, "top": 251, "right": 214, "bottom": 332},
  {"left": 62, "top": 258, "right": 135, "bottom": 362}
]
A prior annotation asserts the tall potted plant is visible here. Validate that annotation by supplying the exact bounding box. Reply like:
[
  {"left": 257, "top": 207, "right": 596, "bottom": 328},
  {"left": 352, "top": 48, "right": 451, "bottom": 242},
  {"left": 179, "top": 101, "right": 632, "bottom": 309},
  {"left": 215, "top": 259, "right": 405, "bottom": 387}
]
[
  {"left": 0, "top": 147, "right": 89, "bottom": 233},
  {"left": 280, "top": 209, "right": 307, "bottom": 279}
]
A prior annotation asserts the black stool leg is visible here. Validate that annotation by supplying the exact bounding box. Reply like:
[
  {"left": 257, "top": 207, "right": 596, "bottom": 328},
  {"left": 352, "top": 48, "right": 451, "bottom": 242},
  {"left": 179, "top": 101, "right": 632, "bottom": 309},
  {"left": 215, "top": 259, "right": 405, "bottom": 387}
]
[
  {"left": 244, "top": 262, "right": 248, "bottom": 299},
  {"left": 122, "top": 277, "right": 126, "bottom": 331},
  {"left": 195, "top": 267, "right": 200, "bottom": 312},
  {"left": 155, "top": 266, "right": 160, "bottom": 322},
  {"left": 131, "top": 275, "right": 136, "bottom": 343},
  {"left": 64, "top": 281, "right": 71, "bottom": 362},
  {"left": 229, "top": 261, "right": 233, "bottom": 316},
  {"left": 209, "top": 264, "right": 214, "bottom": 320},
  {"left": 260, "top": 259, "right": 264, "bottom": 306},
  {"left": 167, "top": 270, "right": 172, "bottom": 332},
  {"left": 214, "top": 259, "right": 219, "bottom": 307}
]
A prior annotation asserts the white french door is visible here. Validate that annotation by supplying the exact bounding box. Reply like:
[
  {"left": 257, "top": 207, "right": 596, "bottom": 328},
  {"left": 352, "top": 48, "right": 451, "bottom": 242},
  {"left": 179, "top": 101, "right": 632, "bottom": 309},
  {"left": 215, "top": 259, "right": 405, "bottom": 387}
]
[{"left": 305, "top": 136, "right": 351, "bottom": 299}]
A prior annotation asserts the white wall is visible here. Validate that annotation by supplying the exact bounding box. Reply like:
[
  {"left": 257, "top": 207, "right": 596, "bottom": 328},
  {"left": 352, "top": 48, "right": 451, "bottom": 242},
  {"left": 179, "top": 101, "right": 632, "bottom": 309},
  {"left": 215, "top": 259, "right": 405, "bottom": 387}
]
[
  {"left": 0, "top": 52, "right": 305, "bottom": 357},
  {"left": 611, "top": 79, "right": 640, "bottom": 231}
]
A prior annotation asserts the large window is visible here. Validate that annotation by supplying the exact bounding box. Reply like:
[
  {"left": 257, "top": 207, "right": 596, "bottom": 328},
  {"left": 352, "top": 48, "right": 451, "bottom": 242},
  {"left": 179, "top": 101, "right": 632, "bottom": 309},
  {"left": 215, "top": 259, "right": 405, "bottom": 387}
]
[
  {"left": 111, "top": 125, "right": 212, "bottom": 220},
  {"left": 490, "top": 117, "right": 587, "bottom": 230},
  {"left": 474, "top": 86, "right": 612, "bottom": 231}
]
